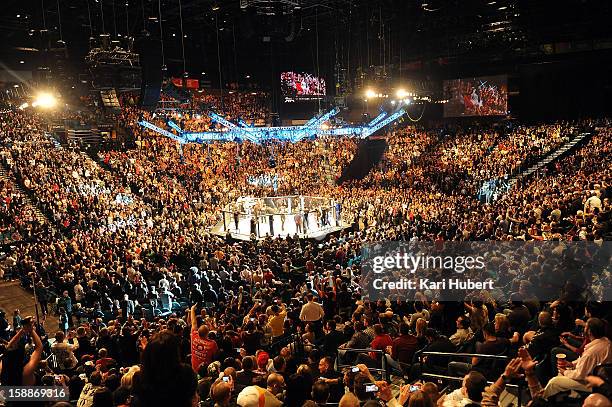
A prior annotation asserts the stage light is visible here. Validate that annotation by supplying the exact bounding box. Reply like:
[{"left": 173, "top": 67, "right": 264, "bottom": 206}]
[
  {"left": 404, "top": 99, "right": 411, "bottom": 105},
  {"left": 19, "top": 103, "right": 29, "bottom": 110},
  {"left": 365, "top": 89, "right": 376, "bottom": 99},
  {"left": 391, "top": 100, "right": 396, "bottom": 105},
  {"left": 396, "top": 89, "right": 408, "bottom": 98},
  {"left": 32, "top": 92, "right": 57, "bottom": 109}
]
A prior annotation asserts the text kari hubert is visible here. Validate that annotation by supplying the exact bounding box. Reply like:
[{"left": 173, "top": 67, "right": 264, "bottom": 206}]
[{"left": 369, "top": 253, "right": 494, "bottom": 291}]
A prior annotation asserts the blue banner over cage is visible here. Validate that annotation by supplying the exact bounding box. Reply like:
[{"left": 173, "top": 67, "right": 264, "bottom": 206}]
[{"left": 137, "top": 107, "right": 406, "bottom": 145}]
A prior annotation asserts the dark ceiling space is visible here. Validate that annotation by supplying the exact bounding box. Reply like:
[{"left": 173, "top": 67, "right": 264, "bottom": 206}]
[{"left": 0, "top": 0, "right": 610, "bottom": 89}]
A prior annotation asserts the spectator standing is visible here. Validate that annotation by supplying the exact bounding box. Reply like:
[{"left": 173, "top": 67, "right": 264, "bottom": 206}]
[{"left": 190, "top": 304, "right": 219, "bottom": 371}]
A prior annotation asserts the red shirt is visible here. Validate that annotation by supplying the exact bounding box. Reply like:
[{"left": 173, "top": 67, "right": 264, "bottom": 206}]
[
  {"left": 370, "top": 334, "right": 393, "bottom": 360},
  {"left": 190, "top": 330, "right": 218, "bottom": 371},
  {"left": 96, "top": 357, "right": 115, "bottom": 371},
  {"left": 392, "top": 334, "right": 419, "bottom": 364}
]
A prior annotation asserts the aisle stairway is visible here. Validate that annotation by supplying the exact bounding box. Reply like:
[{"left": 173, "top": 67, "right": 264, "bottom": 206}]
[
  {"left": 507, "top": 130, "right": 593, "bottom": 188},
  {"left": 0, "top": 163, "right": 49, "bottom": 225},
  {"left": 47, "top": 132, "right": 63, "bottom": 149},
  {"left": 337, "top": 138, "right": 388, "bottom": 184},
  {"left": 479, "top": 130, "right": 594, "bottom": 202}
]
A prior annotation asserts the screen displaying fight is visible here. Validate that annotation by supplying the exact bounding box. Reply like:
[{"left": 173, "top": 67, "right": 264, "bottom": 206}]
[
  {"left": 443, "top": 75, "right": 508, "bottom": 117},
  {"left": 281, "top": 71, "right": 326, "bottom": 102}
]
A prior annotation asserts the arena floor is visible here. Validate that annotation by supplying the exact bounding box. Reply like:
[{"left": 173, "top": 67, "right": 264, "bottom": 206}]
[
  {"left": 211, "top": 213, "right": 349, "bottom": 240},
  {"left": 0, "top": 280, "right": 58, "bottom": 332}
]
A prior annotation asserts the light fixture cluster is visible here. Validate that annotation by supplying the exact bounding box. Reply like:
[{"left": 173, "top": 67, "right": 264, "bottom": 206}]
[{"left": 365, "top": 88, "right": 419, "bottom": 99}]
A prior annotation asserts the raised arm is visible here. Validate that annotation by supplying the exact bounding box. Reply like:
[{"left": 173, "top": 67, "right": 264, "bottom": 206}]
[
  {"left": 190, "top": 304, "right": 198, "bottom": 333},
  {"left": 6, "top": 328, "right": 26, "bottom": 350},
  {"left": 23, "top": 327, "right": 43, "bottom": 380},
  {"left": 68, "top": 331, "right": 79, "bottom": 349}
]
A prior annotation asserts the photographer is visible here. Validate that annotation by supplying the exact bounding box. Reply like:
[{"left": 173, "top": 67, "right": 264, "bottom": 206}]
[
  {"left": 0, "top": 316, "right": 42, "bottom": 386},
  {"left": 211, "top": 375, "right": 237, "bottom": 407},
  {"left": 350, "top": 364, "right": 413, "bottom": 406}
]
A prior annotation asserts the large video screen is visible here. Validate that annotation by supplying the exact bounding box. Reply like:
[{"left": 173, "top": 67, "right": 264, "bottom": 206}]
[
  {"left": 281, "top": 72, "right": 326, "bottom": 102},
  {"left": 443, "top": 75, "right": 508, "bottom": 117}
]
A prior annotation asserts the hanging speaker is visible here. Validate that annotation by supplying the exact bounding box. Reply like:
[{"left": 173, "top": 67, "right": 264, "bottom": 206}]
[{"left": 135, "top": 33, "right": 163, "bottom": 109}]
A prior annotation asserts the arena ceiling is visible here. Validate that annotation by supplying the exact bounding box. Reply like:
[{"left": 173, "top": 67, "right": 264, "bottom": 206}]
[{"left": 0, "top": 0, "right": 610, "bottom": 85}]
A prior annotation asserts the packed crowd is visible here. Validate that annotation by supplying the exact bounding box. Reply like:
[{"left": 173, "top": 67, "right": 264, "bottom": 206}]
[
  {"left": 101, "top": 123, "right": 357, "bottom": 229},
  {"left": 0, "top": 101, "right": 610, "bottom": 407},
  {"left": 203, "top": 91, "right": 270, "bottom": 125},
  {"left": 0, "top": 178, "right": 44, "bottom": 245},
  {"left": 0, "top": 112, "right": 150, "bottom": 234},
  {"left": 480, "top": 124, "right": 568, "bottom": 179}
]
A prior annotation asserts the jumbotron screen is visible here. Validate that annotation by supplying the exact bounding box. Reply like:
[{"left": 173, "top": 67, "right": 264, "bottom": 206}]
[
  {"left": 443, "top": 75, "right": 508, "bottom": 117},
  {"left": 281, "top": 71, "right": 326, "bottom": 102}
]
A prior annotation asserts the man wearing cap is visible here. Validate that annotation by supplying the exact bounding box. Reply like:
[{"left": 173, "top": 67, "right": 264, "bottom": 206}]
[
  {"left": 255, "top": 351, "right": 270, "bottom": 374},
  {"left": 237, "top": 384, "right": 282, "bottom": 407}
]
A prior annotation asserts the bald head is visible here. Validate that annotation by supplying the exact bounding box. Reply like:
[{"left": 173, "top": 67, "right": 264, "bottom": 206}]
[
  {"left": 583, "top": 393, "right": 611, "bottom": 407},
  {"left": 267, "top": 373, "right": 284, "bottom": 388},
  {"left": 538, "top": 311, "right": 553, "bottom": 328},
  {"left": 339, "top": 392, "right": 360, "bottom": 407},
  {"left": 224, "top": 367, "right": 237, "bottom": 381},
  {"left": 211, "top": 381, "right": 232, "bottom": 404},
  {"left": 198, "top": 324, "right": 209, "bottom": 339}
]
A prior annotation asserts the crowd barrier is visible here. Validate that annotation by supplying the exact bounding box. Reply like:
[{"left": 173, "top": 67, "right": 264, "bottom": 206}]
[
  {"left": 336, "top": 348, "right": 388, "bottom": 381},
  {"left": 419, "top": 351, "right": 524, "bottom": 406}
]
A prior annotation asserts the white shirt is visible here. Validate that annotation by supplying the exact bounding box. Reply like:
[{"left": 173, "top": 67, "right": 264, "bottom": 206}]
[
  {"left": 74, "top": 284, "right": 84, "bottom": 301},
  {"left": 158, "top": 277, "right": 170, "bottom": 290},
  {"left": 450, "top": 328, "right": 474, "bottom": 346},
  {"left": 299, "top": 301, "right": 324, "bottom": 322},
  {"left": 585, "top": 195, "right": 602, "bottom": 212},
  {"left": 51, "top": 339, "right": 79, "bottom": 370},
  {"left": 77, "top": 383, "right": 102, "bottom": 407},
  {"left": 442, "top": 388, "right": 481, "bottom": 407},
  {"left": 564, "top": 337, "right": 612, "bottom": 381}
]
